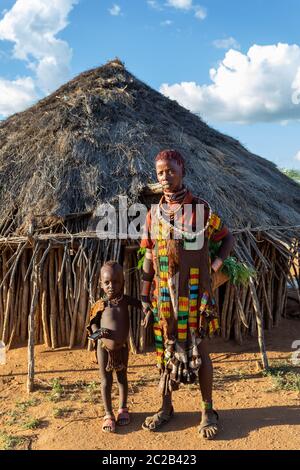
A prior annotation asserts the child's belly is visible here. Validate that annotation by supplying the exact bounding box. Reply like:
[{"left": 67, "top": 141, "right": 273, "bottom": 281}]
[
  {"left": 101, "top": 313, "right": 129, "bottom": 350},
  {"left": 101, "top": 337, "right": 126, "bottom": 351}
]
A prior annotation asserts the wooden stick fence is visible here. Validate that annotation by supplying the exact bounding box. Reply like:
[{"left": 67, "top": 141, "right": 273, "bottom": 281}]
[{"left": 0, "top": 230, "right": 298, "bottom": 390}]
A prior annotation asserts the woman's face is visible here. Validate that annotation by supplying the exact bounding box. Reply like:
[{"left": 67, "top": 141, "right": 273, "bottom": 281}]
[{"left": 155, "top": 158, "right": 183, "bottom": 193}]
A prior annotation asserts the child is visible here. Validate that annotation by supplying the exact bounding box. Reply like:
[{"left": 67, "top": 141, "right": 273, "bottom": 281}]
[{"left": 87, "top": 260, "right": 141, "bottom": 433}]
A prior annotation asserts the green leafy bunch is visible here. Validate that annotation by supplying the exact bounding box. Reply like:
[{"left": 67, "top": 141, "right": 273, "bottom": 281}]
[
  {"left": 209, "top": 240, "right": 256, "bottom": 286},
  {"left": 137, "top": 247, "right": 146, "bottom": 270},
  {"left": 222, "top": 257, "right": 256, "bottom": 286}
]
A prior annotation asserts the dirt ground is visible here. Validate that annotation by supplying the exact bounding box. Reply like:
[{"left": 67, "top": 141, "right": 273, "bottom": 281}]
[{"left": 0, "top": 316, "right": 299, "bottom": 451}]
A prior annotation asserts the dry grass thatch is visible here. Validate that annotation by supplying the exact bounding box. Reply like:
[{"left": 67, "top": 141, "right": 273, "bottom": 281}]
[{"left": 0, "top": 58, "right": 299, "bottom": 236}]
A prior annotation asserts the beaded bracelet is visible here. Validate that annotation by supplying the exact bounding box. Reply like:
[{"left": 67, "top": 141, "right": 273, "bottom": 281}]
[{"left": 142, "top": 305, "right": 152, "bottom": 316}]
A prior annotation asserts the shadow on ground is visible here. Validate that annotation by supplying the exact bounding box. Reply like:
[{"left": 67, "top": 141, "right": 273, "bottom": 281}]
[{"left": 115, "top": 406, "right": 300, "bottom": 440}]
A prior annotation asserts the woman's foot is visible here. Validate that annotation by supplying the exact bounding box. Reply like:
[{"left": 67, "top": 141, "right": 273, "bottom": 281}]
[
  {"left": 142, "top": 406, "right": 174, "bottom": 431},
  {"left": 116, "top": 407, "right": 130, "bottom": 426},
  {"left": 198, "top": 409, "right": 219, "bottom": 439},
  {"left": 102, "top": 413, "right": 116, "bottom": 433}
]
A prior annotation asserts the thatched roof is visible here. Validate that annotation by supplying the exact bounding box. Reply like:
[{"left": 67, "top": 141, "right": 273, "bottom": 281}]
[{"left": 0, "top": 58, "right": 299, "bottom": 236}]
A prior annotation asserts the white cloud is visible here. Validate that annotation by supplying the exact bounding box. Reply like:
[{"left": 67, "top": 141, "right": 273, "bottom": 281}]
[
  {"left": 194, "top": 5, "right": 206, "bottom": 20},
  {"left": 160, "top": 43, "right": 300, "bottom": 123},
  {"left": 147, "top": 0, "right": 163, "bottom": 10},
  {"left": 166, "top": 1, "right": 206, "bottom": 20},
  {"left": 292, "top": 67, "right": 300, "bottom": 105},
  {"left": 295, "top": 151, "right": 300, "bottom": 162},
  {"left": 167, "top": 0, "right": 193, "bottom": 9},
  {"left": 213, "top": 37, "right": 240, "bottom": 50},
  {"left": 0, "top": 0, "right": 77, "bottom": 117},
  {"left": 109, "top": 4, "right": 121, "bottom": 16},
  {"left": 0, "top": 76, "right": 37, "bottom": 116},
  {"left": 161, "top": 20, "right": 173, "bottom": 26}
]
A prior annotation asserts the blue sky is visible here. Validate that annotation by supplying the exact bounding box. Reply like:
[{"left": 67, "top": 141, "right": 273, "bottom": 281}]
[{"left": 0, "top": 0, "right": 300, "bottom": 170}]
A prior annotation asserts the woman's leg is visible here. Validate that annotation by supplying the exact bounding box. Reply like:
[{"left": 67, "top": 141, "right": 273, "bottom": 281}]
[
  {"left": 198, "top": 339, "right": 213, "bottom": 402},
  {"left": 197, "top": 339, "right": 218, "bottom": 439},
  {"left": 142, "top": 388, "right": 174, "bottom": 431}
]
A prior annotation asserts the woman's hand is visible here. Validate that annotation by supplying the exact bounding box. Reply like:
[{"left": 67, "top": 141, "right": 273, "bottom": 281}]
[{"left": 211, "top": 257, "right": 223, "bottom": 273}]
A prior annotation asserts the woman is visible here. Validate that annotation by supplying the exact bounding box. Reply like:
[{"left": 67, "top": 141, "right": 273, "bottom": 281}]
[{"left": 140, "top": 149, "right": 234, "bottom": 439}]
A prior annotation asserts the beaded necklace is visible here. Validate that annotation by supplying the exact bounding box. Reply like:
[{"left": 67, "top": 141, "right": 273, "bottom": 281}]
[
  {"left": 159, "top": 186, "right": 187, "bottom": 219},
  {"left": 103, "top": 293, "right": 124, "bottom": 307},
  {"left": 164, "top": 186, "right": 187, "bottom": 204},
  {"left": 157, "top": 194, "right": 212, "bottom": 240}
]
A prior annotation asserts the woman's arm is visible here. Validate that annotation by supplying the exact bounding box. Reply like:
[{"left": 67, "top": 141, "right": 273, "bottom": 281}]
[
  {"left": 140, "top": 249, "right": 155, "bottom": 328},
  {"left": 211, "top": 232, "right": 235, "bottom": 272},
  {"left": 141, "top": 249, "right": 155, "bottom": 305}
]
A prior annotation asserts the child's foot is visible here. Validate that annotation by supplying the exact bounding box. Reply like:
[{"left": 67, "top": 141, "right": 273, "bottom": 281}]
[
  {"left": 198, "top": 409, "right": 219, "bottom": 439},
  {"left": 116, "top": 407, "right": 130, "bottom": 426},
  {"left": 102, "top": 414, "right": 116, "bottom": 433}
]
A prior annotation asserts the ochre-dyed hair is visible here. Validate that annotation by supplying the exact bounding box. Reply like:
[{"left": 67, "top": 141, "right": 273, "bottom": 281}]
[{"left": 155, "top": 149, "right": 185, "bottom": 175}]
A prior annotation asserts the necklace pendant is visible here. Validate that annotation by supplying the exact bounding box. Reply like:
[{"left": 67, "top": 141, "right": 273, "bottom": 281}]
[{"left": 183, "top": 234, "right": 204, "bottom": 251}]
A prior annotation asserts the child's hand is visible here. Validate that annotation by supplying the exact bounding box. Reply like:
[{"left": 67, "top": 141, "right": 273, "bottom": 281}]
[
  {"left": 88, "top": 327, "right": 111, "bottom": 341},
  {"left": 100, "top": 328, "right": 112, "bottom": 339},
  {"left": 141, "top": 309, "right": 153, "bottom": 328}
]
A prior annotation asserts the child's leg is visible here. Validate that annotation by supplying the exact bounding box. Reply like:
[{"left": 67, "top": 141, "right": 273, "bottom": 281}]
[
  {"left": 116, "top": 367, "right": 128, "bottom": 408},
  {"left": 115, "top": 345, "right": 129, "bottom": 409},
  {"left": 97, "top": 343, "right": 114, "bottom": 422},
  {"left": 115, "top": 345, "right": 130, "bottom": 425}
]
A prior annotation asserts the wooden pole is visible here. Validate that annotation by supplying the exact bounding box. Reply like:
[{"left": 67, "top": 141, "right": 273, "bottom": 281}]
[
  {"left": 49, "top": 250, "right": 58, "bottom": 349},
  {"left": 57, "top": 248, "right": 66, "bottom": 346},
  {"left": 41, "top": 256, "right": 51, "bottom": 347},
  {"left": 225, "top": 285, "right": 235, "bottom": 341},
  {"left": 124, "top": 250, "right": 137, "bottom": 354},
  {"left": 0, "top": 255, "right": 3, "bottom": 338},
  {"left": 20, "top": 251, "right": 29, "bottom": 342},
  {"left": 249, "top": 277, "right": 269, "bottom": 369},
  {"left": 221, "top": 282, "right": 231, "bottom": 339},
  {"left": 27, "top": 246, "right": 39, "bottom": 393}
]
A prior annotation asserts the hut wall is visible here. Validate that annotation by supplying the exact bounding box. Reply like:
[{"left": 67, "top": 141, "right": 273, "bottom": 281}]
[{"left": 0, "top": 236, "right": 298, "bottom": 351}]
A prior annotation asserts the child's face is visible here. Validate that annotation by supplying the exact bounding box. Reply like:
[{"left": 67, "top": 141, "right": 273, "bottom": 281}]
[{"left": 101, "top": 267, "right": 124, "bottom": 300}]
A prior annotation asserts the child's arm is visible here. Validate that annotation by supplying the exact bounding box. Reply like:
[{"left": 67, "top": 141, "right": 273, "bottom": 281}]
[
  {"left": 141, "top": 309, "right": 153, "bottom": 328},
  {"left": 124, "top": 295, "right": 153, "bottom": 328},
  {"left": 86, "top": 299, "right": 105, "bottom": 335}
]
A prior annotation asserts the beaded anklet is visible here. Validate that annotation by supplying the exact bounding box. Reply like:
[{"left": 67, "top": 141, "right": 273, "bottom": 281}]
[{"left": 202, "top": 401, "right": 213, "bottom": 411}]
